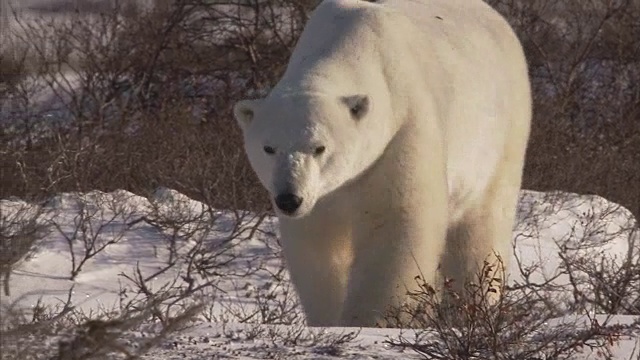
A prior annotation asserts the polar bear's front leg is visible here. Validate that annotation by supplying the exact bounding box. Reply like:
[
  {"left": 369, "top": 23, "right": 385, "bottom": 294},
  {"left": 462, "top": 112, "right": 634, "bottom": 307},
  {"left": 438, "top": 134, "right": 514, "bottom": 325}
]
[
  {"left": 341, "top": 208, "right": 448, "bottom": 327},
  {"left": 340, "top": 122, "right": 449, "bottom": 327},
  {"left": 278, "top": 208, "right": 353, "bottom": 327}
]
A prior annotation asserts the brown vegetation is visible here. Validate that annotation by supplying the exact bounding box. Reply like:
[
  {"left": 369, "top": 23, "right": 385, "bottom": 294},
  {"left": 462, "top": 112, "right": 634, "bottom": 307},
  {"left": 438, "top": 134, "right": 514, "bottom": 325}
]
[{"left": 0, "top": 0, "right": 638, "bottom": 218}]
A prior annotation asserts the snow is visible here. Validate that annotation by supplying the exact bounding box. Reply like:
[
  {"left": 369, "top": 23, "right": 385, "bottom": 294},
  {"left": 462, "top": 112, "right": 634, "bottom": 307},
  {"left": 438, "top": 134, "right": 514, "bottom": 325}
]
[
  {"left": 1, "top": 188, "right": 638, "bottom": 359},
  {"left": 511, "top": 191, "right": 638, "bottom": 308}
]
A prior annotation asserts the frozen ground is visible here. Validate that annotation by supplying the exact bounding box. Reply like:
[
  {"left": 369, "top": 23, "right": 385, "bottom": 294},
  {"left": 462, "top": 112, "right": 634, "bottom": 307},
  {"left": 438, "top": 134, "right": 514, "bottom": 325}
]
[{"left": 1, "top": 188, "right": 639, "bottom": 359}]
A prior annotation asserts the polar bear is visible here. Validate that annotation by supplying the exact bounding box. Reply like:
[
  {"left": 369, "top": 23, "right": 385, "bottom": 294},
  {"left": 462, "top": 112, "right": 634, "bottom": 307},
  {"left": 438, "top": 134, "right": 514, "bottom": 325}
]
[{"left": 233, "top": 0, "right": 531, "bottom": 327}]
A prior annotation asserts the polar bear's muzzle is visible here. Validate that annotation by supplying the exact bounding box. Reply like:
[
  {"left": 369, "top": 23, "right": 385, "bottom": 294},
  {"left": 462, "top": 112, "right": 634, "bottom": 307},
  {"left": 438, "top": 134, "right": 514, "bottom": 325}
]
[{"left": 270, "top": 152, "right": 320, "bottom": 217}]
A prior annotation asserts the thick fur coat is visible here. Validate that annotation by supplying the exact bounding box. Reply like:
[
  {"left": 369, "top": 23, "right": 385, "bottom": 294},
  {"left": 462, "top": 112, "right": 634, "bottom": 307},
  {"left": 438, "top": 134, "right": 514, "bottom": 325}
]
[{"left": 234, "top": 0, "right": 532, "bottom": 327}]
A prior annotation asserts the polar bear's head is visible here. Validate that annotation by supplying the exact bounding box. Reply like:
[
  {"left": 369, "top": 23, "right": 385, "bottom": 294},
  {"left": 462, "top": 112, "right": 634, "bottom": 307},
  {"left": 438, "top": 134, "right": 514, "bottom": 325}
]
[{"left": 234, "top": 93, "right": 386, "bottom": 218}]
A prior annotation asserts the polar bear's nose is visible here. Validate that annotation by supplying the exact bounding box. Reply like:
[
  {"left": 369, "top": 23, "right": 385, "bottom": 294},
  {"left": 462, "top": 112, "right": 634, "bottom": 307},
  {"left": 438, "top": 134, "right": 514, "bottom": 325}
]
[{"left": 275, "top": 193, "right": 303, "bottom": 214}]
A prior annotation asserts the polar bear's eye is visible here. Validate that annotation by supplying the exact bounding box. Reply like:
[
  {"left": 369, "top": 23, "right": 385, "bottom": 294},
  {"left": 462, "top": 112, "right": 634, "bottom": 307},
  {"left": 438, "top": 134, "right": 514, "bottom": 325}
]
[
  {"left": 314, "top": 146, "right": 326, "bottom": 156},
  {"left": 263, "top": 146, "right": 276, "bottom": 154}
]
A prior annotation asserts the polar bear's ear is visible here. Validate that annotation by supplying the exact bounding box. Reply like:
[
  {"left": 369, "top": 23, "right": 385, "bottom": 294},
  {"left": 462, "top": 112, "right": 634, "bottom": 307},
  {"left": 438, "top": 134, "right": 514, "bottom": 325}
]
[
  {"left": 341, "top": 95, "right": 369, "bottom": 120},
  {"left": 233, "top": 99, "right": 260, "bottom": 131}
]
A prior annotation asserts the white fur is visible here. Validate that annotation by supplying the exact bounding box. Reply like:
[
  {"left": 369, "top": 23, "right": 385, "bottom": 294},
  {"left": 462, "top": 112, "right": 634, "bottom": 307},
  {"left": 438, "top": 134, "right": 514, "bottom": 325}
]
[{"left": 234, "top": 0, "right": 531, "bottom": 327}]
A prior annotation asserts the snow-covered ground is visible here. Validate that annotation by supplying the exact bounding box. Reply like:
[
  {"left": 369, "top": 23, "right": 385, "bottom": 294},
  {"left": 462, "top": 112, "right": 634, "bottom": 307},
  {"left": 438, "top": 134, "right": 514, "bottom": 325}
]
[{"left": 1, "top": 188, "right": 638, "bottom": 359}]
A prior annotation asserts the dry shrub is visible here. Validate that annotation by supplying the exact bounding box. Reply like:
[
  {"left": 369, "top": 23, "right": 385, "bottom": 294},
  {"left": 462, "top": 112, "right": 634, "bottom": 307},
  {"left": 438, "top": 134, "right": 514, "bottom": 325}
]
[{"left": 384, "top": 259, "right": 639, "bottom": 359}]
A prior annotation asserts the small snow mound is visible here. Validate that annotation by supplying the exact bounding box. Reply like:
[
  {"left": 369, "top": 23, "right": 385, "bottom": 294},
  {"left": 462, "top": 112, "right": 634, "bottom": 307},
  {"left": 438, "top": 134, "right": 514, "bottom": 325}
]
[
  {"left": 511, "top": 190, "right": 638, "bottom": 308},
  {"left": 1, "top": 198, "right": 40, "bottom": 218},
  {"left": 43, "top": 192, "right": 84, "bottom": 212},
  {"left": 0, "top": 198, "right": 49, "bottom": 238},
  {"left": 518, "top": 190, "right": 636, "bottom": 228},
  {"left": 516, "top": 190, "right": 636, "bottom": 255},
  {"left": 43, "top": 189, "right": 148, "bottom": 214},
  {"left": 151, "top": 187, "right": 207, "bottom": 213}
]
